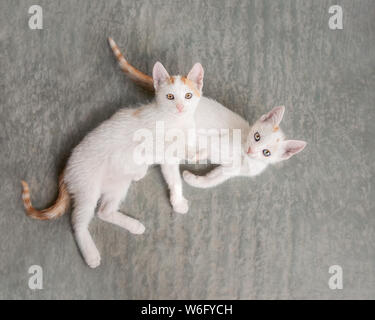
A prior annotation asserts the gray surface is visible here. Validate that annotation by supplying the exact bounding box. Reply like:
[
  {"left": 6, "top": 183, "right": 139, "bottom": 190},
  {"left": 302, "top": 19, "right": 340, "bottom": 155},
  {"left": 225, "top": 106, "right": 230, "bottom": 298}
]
[{"left": 0, "top": 0, "right": 374, "bottom": 299}]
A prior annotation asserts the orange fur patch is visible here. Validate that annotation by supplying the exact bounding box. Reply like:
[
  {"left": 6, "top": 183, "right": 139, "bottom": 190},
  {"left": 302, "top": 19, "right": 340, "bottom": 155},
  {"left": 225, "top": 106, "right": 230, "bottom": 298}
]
[
  {"left": 181, "top": 77, "right": 201, "bottom": 97},
  {"left": 132, "top": 108, "right": 142, "bottom": 117},
  {"left": 273, "top": 126, "right": 279, "bottom": 132}
]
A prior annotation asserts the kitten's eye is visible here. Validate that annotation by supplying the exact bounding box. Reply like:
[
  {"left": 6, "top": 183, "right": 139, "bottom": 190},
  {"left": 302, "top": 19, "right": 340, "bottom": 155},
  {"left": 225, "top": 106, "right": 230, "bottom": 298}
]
[
  {"left": 185, "top": 93, "right": 192, "bottom": 99},
  {"left": 166, "top": 94, "right": 174, "bottom": 100},
  {"left": 254, "top": 132, "right": 260, "bottom": 141},
  {"left": 263, "top": 149, "right": 271, "bottom": 157}
]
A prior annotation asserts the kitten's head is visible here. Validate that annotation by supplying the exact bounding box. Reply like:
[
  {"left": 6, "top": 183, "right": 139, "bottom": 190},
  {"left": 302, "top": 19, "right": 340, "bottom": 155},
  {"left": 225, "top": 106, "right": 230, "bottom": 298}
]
[
  {"left": 152, "top": 62, "right": 204, "bottom": 116},
  {"left": 245, "top": 106, "right": 306, "bottom": 164}
]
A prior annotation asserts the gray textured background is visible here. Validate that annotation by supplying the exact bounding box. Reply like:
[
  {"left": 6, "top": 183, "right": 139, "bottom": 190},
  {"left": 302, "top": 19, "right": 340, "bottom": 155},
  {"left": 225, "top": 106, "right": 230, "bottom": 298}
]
[{"left": 1, "top": 0, "right": 374, "bottom": 299}]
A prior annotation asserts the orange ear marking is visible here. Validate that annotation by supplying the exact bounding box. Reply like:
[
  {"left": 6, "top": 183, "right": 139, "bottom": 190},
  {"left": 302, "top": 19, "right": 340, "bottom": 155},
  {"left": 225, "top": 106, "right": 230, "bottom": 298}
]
[
  {"left": 181, "top": 77, "right": 201, "bottom": 97},
  {"left": 273, "top": 126, "right": 279, "bottom": 132},
  {"left": 168, "top": 76, "right": 175, "bottom": 84}
]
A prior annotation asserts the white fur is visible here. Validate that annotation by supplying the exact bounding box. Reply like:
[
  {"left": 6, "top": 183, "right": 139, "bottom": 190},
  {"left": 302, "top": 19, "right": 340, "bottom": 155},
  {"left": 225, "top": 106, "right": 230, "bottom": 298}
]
[
  {"left": 180, "top": 105, "right": 306, "bottom": 189},
  {"left": 65, "top": 62, "right": 203, "bottom": 268}
]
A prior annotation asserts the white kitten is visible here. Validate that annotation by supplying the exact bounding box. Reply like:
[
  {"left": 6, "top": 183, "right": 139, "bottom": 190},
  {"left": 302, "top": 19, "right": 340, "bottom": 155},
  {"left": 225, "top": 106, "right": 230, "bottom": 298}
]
[
  {"left": 183, "top": 106, "right": 307, "bottom": 188},
  {"left": 22, "top": 61, "right": 204, "bottom": 268}
]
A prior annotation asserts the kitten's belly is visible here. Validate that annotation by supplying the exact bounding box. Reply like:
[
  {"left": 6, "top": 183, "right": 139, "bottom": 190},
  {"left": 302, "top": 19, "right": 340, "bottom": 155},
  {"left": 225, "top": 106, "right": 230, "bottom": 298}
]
[{"left": 103, "top": 162, "right": 148, "bottom": 184}]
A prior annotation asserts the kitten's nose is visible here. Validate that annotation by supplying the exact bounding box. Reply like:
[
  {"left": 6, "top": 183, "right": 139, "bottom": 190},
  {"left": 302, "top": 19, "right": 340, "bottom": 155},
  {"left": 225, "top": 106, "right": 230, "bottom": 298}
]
[
  {"left": 176, "top": 103, "right": 184, "bottom": 112},
  {"left": 247, "top": 147, "right": 252, "bottom": 154}
]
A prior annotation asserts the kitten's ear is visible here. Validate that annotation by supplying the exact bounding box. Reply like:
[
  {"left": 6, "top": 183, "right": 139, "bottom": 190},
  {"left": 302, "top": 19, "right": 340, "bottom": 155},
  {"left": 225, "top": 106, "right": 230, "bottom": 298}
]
[
  {"left": 187, "top": 63, "right": 204, "bottom": 91},
  {"left": 280, "top": 140, "right": 307, "bottom": 160},
  {"left": 152, "top": 62, "right": 170, "bottom": 90},
  {"left": 260, "top": 106, "right": 285, "bottom": 126}
]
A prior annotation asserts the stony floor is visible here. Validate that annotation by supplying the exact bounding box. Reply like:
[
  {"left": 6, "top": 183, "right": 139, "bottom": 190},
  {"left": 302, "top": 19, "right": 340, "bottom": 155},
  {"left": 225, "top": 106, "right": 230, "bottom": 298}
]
[{"left": 0, "top": 0, "right": 374, "bottom": 299}]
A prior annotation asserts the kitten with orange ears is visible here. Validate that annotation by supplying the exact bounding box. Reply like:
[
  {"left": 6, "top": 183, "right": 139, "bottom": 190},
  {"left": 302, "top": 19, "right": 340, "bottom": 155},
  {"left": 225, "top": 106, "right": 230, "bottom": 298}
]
[
  {"left": 108, "top": 38, "right": 306, "bottom": 190},
  {"left": 183, "top": 105, "right": 307, "bottom": 188},
  {"left": 22, "top": 61, "right": 204, "bottom": 268}
]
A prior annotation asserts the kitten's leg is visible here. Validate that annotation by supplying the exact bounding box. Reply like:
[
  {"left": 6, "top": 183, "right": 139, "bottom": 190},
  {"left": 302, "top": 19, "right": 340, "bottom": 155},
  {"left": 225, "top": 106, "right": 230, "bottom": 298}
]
[
  {"left": 72, "top": 192, "right": 101, "bottom": 268},
  {"left": 97, "top": 180, "right": 145, "bottom": 234},
  {"left": 183, "top": 165, "right": 237, "bottom": 189},
  {"left": 161, "top": 164, "right": 188, "bottom": 214}
]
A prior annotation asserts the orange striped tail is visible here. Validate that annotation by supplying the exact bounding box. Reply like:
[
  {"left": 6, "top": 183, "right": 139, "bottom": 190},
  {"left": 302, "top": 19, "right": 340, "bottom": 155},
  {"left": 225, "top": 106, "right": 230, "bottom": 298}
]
[
  {"left": 21, "top": 172, "right": 70, "bottom": 220},
  {"left": 108, "top": 37, "right": 154, "bottom": 91}
]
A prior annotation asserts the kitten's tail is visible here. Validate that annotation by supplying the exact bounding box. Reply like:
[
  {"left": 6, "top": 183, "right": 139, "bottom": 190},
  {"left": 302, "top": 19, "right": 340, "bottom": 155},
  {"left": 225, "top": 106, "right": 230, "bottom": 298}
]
[
  {"left": 107, "top": 37, "right": 155, "bottom": 91},
  {"left": 21, "top": 171, "right": 70, "bottom": 220}
]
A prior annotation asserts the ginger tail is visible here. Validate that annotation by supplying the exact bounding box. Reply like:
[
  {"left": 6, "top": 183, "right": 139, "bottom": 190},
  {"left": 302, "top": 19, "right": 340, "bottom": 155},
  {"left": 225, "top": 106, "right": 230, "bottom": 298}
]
[
  {"left": 108, "top": 37, "right": 155, "bottom": 91},
  {"left": 21, "top": 171, "right": 70, "bottom": 220}
]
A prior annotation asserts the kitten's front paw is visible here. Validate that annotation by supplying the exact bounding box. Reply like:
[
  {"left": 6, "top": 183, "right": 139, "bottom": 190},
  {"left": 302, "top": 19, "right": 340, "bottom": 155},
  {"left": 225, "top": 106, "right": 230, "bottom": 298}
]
[
  {"left": 171, "top": 196, "right": 189, "bottom": 214},
  {"left": 128, "top": 220, "right": 146, "bottom": 235}
]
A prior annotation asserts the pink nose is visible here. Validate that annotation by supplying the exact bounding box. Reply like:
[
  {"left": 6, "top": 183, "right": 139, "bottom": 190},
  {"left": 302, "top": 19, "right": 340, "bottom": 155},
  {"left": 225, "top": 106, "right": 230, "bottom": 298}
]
[
  {"left": 247, "top": 147, "right": 252, "bottom": 154},
  {"left": 176, "top": 104, "right": 184, "bottom": 112}
]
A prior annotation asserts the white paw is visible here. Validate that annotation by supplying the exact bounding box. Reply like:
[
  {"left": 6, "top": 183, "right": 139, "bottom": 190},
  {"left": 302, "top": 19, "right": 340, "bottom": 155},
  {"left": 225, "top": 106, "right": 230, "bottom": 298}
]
[
  {"left": 85, "top": 250, "right": 101, "bottom": 269},
  {"left": 171, "top": 196, "right": 189, "bottom": 214},
  {"left": 127, "top": 219, "right": 146, "bottom": 235}
]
